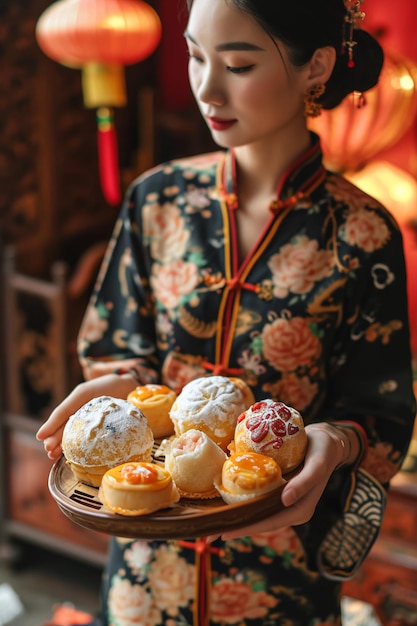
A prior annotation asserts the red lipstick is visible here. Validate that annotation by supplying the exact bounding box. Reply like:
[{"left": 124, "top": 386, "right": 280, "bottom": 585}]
[{"left": 206, "top": 116, "right": 237, "bottom": 131}]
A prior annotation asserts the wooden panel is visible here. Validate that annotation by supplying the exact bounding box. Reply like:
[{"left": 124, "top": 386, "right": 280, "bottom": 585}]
[
  {"left": 379, "top": 491, "right": 417, "bottom": 545},
  {"left": 5, "top": 427, "right": 109, "bottom": 557},
  {"left": 0, "top": 0, "right": 116, "bottom": 276},
  {"left": 2, "top": 247, "right": 69, "bottom": 418}
]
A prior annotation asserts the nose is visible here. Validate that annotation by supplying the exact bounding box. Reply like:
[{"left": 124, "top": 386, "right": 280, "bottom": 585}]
[{"left": 194, "top": 64, "right": 225, "bottom": 107}]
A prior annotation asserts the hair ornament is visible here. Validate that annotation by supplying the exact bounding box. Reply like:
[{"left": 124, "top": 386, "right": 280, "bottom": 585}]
[{"left": 343, "top": 1, "right": 366, "bottom": 68}]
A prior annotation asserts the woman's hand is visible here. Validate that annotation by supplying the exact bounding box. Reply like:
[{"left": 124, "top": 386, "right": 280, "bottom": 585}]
[
  {"left": 36, "top": 373, "right": 137, "bottom": 461},
  {"left": 217, "top": 422, "right": 348, "bottom": 540}
]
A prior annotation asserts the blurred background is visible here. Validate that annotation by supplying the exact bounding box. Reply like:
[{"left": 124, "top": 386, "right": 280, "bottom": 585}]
[{"left": 0, "top": 0, "right": 416, "bottom": 624}]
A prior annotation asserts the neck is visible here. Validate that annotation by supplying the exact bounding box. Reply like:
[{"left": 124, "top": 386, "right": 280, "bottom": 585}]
[{"left": 233, "top": 126, "right": 312, "bottom": 201}]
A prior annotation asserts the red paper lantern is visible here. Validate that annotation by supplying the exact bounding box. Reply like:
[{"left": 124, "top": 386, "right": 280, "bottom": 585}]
[
  {"left": 36, "top": 0, "right": 162, "bottom": 205},
  {"left": 308, "top": 50, "right": 417, "bottom": 174}
]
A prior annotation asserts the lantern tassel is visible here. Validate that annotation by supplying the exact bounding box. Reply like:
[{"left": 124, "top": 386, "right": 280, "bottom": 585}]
[{"left": 97, "top": 107, "right": 121, "bottom": 206}]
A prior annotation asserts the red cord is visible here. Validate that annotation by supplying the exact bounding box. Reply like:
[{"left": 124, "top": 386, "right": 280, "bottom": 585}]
[
  {"left": 178, "top": 538, "right": 223, "bottom": 625},
  {"left": 97, "top": 107, "right": 121, "bottom": 206}
]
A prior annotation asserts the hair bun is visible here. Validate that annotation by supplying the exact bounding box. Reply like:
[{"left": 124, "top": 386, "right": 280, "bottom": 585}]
[{"left": 322, "top": 30, "right": 384, "bottom": 109}]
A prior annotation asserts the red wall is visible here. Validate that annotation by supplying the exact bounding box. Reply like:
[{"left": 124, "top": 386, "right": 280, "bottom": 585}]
[
  {"left": 366, "top": 0, "right": 417, "bottom": 173},
  {"left": 366, "top": 0, "right": 417, "bottom": 61},
  {"left": 366, "top": 0, "right": 417, "bottom": 356},
  {"left": 156, "top": 0, "right": 191, "bottom": 110}
]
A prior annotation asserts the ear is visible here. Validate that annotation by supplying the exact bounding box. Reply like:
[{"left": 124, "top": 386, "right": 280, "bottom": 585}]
[{"left": 305, "top": 46, "right": 336, "bottom": 88}]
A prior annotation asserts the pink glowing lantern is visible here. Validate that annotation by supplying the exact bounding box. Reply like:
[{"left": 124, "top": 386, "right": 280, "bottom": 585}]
[
  {"left": 308, "top": 50, "right": 417, "bottom": 173},
  {"left": 36, "top": 0, "right": 162, "bottom": 204}
]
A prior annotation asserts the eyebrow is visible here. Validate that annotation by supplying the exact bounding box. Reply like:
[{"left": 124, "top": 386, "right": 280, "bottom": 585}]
[{"left": 184, "top": 30, "right": 265, "bottom": 52}]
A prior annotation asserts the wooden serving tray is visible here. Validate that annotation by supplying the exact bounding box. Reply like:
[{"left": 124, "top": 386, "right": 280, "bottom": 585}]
[{"left": 49, "top": 456, "right": 290, "bottom": 540}]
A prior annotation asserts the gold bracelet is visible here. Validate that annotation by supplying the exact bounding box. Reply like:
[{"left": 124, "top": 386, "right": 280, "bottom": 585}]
[{"left": 331, "top": 424, "right": 352, "bottom": 469}]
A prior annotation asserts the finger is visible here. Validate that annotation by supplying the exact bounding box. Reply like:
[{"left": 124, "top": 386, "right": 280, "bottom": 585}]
[
  {"left": 36, "top": 423, "right": 52, "bottom": 440},
  {"left": 36, "top": 391, "right": 86, "bottom": 440},
  {"left": 280, "top": 463, "right": 316, "bottom": 507},
  {"left": 36, "top": 410, "right": 67, "bottom": 440},
  {"left": 221, "top": 507, "right": 297, "bottom": 540},
  {"left": 223, "top": 485, "right": 324, "bottom": 540},
  {"left": 43, "top": 428, "right": 65, "bottom": 455},
  {"left": 43, "top": 442, "right": 63, "bottom": 461},
  {"left": 47, "top": 447, "right": 62, "bottom": 461},
  {"left": 281, "top": 478, "right": 309, "bottom": 507}
]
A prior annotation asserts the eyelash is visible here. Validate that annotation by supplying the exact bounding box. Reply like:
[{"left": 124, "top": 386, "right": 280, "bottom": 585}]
[
  {"left": 188, "top": 55, "right": 255, "bottom": 74},
  {"left": 227, "top": 65, "right": 255, "bottom": 74}
]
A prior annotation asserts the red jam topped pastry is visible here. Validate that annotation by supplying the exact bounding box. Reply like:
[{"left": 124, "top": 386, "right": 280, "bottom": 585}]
[{"left": 233, "top": 399, "right": 307, "bottom": 473}]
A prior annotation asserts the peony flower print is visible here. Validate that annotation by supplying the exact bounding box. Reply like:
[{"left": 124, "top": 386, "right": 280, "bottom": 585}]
[
  {"left": 268, "top": 236, "right": 334, "bottom": 299},
  {"left": 262, "top": 316, "right": 322, "bottom": 372},
  {"left": 340, "top": 207, "right": 391, "bottom": 253},
  {"left": 147, "top": 545, "right": 195, "bottom": 614},
  {"left": 151, "top": 259, "right": 199, "bottom": 310},
  {"left": 108, "top": 576, "right": 161, "bottom": 626},
  {"left": 143, "top": 202, "right": 190, "bottom": 262}
]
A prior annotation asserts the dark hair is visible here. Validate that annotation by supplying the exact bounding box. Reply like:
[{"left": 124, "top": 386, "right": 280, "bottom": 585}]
[{"left": 186, "top": 0, "right": 383, "bottom": 109}]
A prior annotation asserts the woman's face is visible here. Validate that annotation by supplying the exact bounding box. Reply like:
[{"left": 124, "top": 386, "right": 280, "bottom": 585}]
[{"left": 186, "top": 0, "right": 311, "bottom": 150}]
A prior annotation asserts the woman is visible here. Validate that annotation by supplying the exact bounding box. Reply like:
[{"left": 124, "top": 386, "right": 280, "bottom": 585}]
[{"left": 37, "top": 1, "right": 416, "bottom": 624}]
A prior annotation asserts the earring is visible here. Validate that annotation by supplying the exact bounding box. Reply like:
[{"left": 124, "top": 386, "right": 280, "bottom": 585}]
[{"left": 304, "top": 84, "right": 326, "bottom": 118}]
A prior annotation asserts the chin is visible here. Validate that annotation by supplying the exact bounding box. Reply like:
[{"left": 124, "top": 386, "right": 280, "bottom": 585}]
[
  {"left": 209, "top": 133, "right": 245, "bottom": 150},
  {"left": 209, "top": 135, "right": 233, "bottom": 149}
]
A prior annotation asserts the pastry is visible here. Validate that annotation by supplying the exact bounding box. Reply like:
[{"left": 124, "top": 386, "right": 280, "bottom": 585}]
[
  {"left": 169, "top": 375, "right": 247, "bottom": 451},
  {"left": 164, "top": 429, "right": 226, "bottom": 498},
  {"left": 216, "top": 452, "right": 285, "bottom": 504},
  {"left": 62, "top": 395, "right": 154, "bottom": 487},
  {"left": 100, "top": 461, "right": 179, "bottom": 516},
  {"left": 233, "top": 399, "right": 307, "bottom": 473},
  {"left": 228, "top": 377, "right": 256, "bottom": 409},
  {"left": 127, "top": 384, "right": 176, "bottom": 438}
]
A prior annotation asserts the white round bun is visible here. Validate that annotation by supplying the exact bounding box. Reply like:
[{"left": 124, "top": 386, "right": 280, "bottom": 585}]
[
  {"left": 62, "top": 395, "right": 154, "bottom": 486},
  {"left": 228, "top": 377, "right": 255, "bottom": 408},
  {"left": 169, "top": 375, "right": 247, "bottom": 451}
]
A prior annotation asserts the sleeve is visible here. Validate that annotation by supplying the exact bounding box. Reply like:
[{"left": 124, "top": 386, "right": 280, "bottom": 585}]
[
  {"left": 316, "top": 214, "right": 416, "bottom": 581},
  {"left": 77, "top": 177, "right": 160, "bottom": 385},
  {"left": 323, "top": 219, "right": 416, "bottom": 487}
]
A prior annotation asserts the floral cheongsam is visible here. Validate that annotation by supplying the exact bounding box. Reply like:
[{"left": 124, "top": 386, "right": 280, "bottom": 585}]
[{"left": 78, "top": 133, "right": 416, "bottom": 626}]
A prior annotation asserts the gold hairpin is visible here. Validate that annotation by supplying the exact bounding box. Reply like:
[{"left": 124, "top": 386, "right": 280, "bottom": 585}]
[{"left": 343, "top": 0, "right": 365, "bottom": 68}]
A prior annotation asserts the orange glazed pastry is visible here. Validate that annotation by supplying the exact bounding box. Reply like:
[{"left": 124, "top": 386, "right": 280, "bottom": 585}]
[
  {"left": 233, "top": 399, "right": 307, "bottom": 473},
  {"left": 100, "top": 462, "right": 179, "bottom": 516},
  {"left": 62, "top": 396, "right": 154, "bottom": 487},
  {"left": 216, "top": 452, "right": 285, "bottom": 504},
  {"left": 169, "top": 375, "right": 247, "bottom": 451},
  {"left": 127, "top": 384, "right": 177, "bottom": 438}
]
